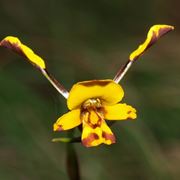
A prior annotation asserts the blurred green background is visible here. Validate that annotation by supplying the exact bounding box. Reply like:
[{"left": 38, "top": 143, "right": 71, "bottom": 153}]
[{"left": 0, "top": 0, "right": 180, "bottom": 179}]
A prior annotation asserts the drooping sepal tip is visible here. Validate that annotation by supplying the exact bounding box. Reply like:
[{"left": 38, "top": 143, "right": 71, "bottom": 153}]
[
  {"left": 0, "top": 36, "right": 46, "bottom": 69},
  {"left": 129, "top": 24, "right": 174, "bottom": 61}
]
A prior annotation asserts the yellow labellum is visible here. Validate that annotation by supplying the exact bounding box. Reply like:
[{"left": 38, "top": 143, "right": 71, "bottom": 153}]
[
  {"left": 129, "top": 25, "right": 174, "bottom": 61},
  {"left": 0, "top": 36, "right": 46, "bottom": 69}
]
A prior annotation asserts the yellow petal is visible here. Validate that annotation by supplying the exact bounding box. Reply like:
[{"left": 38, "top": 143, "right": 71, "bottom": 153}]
[
  {"left": 129, "top": 25, "right": 174, "bottom": 61},
  {"left": 101, "top": 121, "right": 116, "bottom": 145},
  {"left": 82, "top": 125, "right": 115, "bottom": 147},
  {"left": 81, "top": 125, "right": 102, "bottom": 147},
  {"left": 67, "top": 79, "right": 124, "bottom": 110},
  {"left": 53, "top": 109, "right": 81, "bottom": 131},
  {"left": 81, "top": 111, "right": 115, "bottom": 147},
  {"left": 0, "top": 36, "right": 46, "bottom": 69},
  {"left": 81, "top": 121, "right": 115, "bottom": 147},
  {"left": 104, "top": 103, "right": 137, "bottom": 120}
]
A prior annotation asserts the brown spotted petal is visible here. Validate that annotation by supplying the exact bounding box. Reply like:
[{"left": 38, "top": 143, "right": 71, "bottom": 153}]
[
  {"left": 129, "top": 25, "right": 174, "bottom": 61},
  {"left": 81, "top": 111, "right": 115, "bottom": 147},
  {"left": 0, "top": 36, "right": 46, "bottom": 69},
  {"left": 81, "top": 123, "right": 115, "bottom": 147}
]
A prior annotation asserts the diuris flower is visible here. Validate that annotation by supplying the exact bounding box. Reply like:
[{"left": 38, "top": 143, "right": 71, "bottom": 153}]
[
  {"left": 53, "top": 79, "right": 136, "bottom": 147},
  {"left": 0, "top": 24, "right": 174, "bottom": 147}
]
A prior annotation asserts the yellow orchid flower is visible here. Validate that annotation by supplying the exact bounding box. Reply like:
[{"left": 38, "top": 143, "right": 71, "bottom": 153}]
[
  {"left": 53, "top": 79, "right": 136, "bottom": 147},
  {"left": 0, "top": 24, "right": 174, "bottom": 147}
]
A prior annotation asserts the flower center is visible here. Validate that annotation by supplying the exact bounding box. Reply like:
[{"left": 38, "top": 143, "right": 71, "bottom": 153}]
[
  {"left": 81, "top": 98, "right": 104, "bottom": 128},
  {"left": 82, "top": 98, "right": 102, "bottom": 109}
]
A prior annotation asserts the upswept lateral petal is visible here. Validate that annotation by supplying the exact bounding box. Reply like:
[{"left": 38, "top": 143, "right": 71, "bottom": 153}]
[
  {"left": 129, "top": 25, "right": 174, "bottom": 61},
  {"left": 0, "top": 36, "right": 46, "bottom": 69}
]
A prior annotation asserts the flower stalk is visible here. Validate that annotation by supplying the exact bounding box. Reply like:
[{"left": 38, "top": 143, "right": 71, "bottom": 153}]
[{"left": 66, "top": 144, "right": 80, "bottom": 180}]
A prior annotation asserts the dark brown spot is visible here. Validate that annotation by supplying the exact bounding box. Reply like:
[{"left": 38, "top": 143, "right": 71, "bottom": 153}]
[
  {"left": 127, "top": 110, "right": 132, "bottom": 114},
  {"left": 127, "top": 116, "right": 136, "bottom": 120},
  {"left": 82, "top": 109, "right": 103, "bottom": 129},
  {"left": 146, "top": 31, "right": 158, "bottom": 49},
  {"left": 133, "top": 26, "right": 173, "bottom": 61},
  {"left": 79, "top": 80, "right": 112, "bottom": 87},
  {"left": 88, "top": 121, "right": 101, "bottom": 129},
  {"left": 0, "top": 40, "right": 25, "bottom": 57},
  {"left": 158, "top": 26, "right": 174, "bottom": 38},
  {"left": 0, "top": 39, "right": 41, "bottom": 69},
  {"left": 133, "top": 32, "right": 157, "bottom": 61},
  {"left": 102, "top": 131, "right": 116, "bottom": 143},
  {"left": 146, "top": 27, "right": 174, "bottom": 51},
  {"left": 82, "top": 133, "right": 99, "bottom": 147},
  {"left": 57, "top": 125, "right": 63, "bottom": 131}
]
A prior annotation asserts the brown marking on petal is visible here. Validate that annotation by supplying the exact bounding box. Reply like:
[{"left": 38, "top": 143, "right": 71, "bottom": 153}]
[
  {"left": 0, "top": 40, "right": 25, "bottom": 57},
  {"left": 57, "top": 125, "right": 63, "bottom": 131},
  {"left": 0, "top": 39, "right": 41, "bottom": 70},
  {"left": 127, "top": 116, "right": 136, "bottom": 120},
  {"left": 127, "top": 116, "right": 134, "bottom": 120},
  {"left": 146, "top": 27, "right": 174, "bottom": 51},
  {"left": 127, "top": 115, "right": 137, "bottom": 120},
  {"left": 127, "top": 110, "right": 132, "bottom": 114},
  {"left": 54, "top": 124, "right": 63, "bottom": 131},
  {"left": 82, "top": 109, "right": 103, "bottom": 129},
  {"left": 146, "top": 31, "right": 158, "bottom": 49},
  {"left": 102, "top": 131, "right": 116, "bottom": 143},
  {"left": 132, "top": 32, "right": 158, "bottom": 61},
  {"left": 158, "top": 26, "right": 174, "bottom": 38},
  {"left": 78, "top": 80, "right": 112, "bottom": 87},
  {"left": 88, "top": 114, "right": 102, "bottom": 129},
  {"left": 132, "top": 25, "right": 174, "bottom": 61},
  {"left": 133, "top": 31, "right": 157, "bottom": 61},
  {"left": 89, "top": 123, "right": 101, "bottom": 129},
  {"left": 82, "top": 133, "right": 99, "bottom": 147}
]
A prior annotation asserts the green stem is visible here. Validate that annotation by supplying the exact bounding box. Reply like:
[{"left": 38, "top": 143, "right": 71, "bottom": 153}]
[{"left": 66, "top": 144, "right": 81, "bottom": 180}]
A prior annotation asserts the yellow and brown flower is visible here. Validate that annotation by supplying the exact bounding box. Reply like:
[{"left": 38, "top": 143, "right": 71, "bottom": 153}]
[
  {"left": 0, "top": 24, "right": 174, "bottom": 147},
  {"left": 53, "top": 80, "right": 136, "bottom": 147}
]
